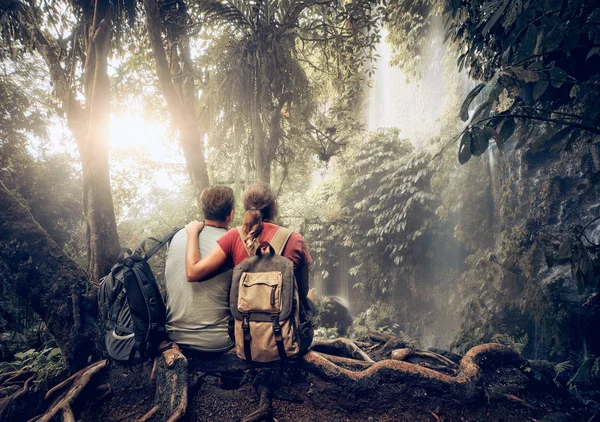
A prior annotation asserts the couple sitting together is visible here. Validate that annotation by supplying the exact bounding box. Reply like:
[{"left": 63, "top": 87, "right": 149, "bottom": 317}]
[{"left": 164, "top": 181, "right": 315, "bottom": 357}]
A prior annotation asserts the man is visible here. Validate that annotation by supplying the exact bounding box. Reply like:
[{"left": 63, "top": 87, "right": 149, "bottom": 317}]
[{"left": 164, "top": 185, "right": 235, "bottom": 352}]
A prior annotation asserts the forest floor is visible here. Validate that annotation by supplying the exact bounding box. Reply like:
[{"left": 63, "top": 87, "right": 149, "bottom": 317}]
[{"left": 76, "top": 353, "right": 596, "bottom": 422}]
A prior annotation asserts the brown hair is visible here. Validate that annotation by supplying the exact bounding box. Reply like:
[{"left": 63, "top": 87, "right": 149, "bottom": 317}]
[
  {"left": 242, "top": 181, "right": 278, "bottom": 249},
  {"left": 200, "top": 185, "right": 235, "bottom": 222}
]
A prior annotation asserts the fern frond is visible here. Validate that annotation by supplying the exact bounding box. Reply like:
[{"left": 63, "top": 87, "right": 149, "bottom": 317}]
[
  {"left": 568, "top": 358, "right": 594, "bottom": 389},
  {"left": 202, "top": 0, "right": 254, "bottom": 31},
  {"left": 554, "top": 360, "right": 573, "bottom": 378}
]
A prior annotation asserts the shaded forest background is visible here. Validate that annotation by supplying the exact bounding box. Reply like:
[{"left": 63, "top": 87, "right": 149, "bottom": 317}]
[{"left": 1, "top": 0, "right": 600, "bottom": 409}]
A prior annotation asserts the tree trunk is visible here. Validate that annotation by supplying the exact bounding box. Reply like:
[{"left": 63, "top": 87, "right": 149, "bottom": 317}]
[
  {"left": 17, "top": 0, "right": 121, "bottom": 282},
  {"left": 80, "top": 7, "right": 121, "bottom": 281},
  {"left": 144, "top": 0, "right": 210, "bottom": 202},
  {"left": 0, "top": 182, "right": 102, "bottom": 372},
  {"left": 251, "top": 103, "right": 270, "bottom": 183}
]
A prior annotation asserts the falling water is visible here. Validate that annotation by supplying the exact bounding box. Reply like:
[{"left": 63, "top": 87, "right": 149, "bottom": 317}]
[{"left": 367, "top": 18, "right": 447, "bottom": 145}]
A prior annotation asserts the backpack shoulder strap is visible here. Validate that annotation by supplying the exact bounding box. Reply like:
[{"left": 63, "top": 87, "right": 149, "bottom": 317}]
[
  {"left": 237, "top": 226, "right": 256, "bottom": 257},
  {"left": 143, "top": 227, "right": 183, "bottom": 260},
  {"left": 269, "top": 227, "right": 293, "bottom": 256}
]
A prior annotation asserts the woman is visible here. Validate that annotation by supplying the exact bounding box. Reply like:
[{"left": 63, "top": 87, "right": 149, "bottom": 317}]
[{"left": 185, "top": 181, "right": 315, "bottom": 310}]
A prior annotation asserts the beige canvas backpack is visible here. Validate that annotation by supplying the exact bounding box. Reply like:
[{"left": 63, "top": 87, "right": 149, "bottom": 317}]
[{"left": 229, "top": 226, "right": 302, "bottom": 362}]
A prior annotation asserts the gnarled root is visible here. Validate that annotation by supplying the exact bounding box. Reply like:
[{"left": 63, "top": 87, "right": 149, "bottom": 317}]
[
  {"left": 138, "top": 342, "right": 188, "bottom": 422},
  {"left": 36, "top": 359, "right": 107, "bottom": 422},
  {"left": 0, "top": 373, "right": 36, "bottom": 417},
  {"left": 313, "top": 352, "right": 373, "bottom": 371},
  {"left": 242, "top": 383, "right": 272, "bottom": 422},
  {"left": 367, "top": 332, "right": 409, "bottom": 357},
  {"left": 311, "top": 338, "right": 374, "bottom": 363},
  {"left": 302, "top": 343, "right": 524, "bottom": 401},
  {"left": 391, "top": 348, "right": 459, "bottom": 374}
]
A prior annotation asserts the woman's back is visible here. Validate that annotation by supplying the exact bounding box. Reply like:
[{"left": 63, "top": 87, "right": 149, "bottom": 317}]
[{"left": 217, "top": 222, "right": 312, "bottom": 268}]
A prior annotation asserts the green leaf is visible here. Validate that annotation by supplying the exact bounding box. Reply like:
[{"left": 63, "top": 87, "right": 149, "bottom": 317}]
[
  {"left": 47, "top": 348, "right": 62, "bottom": 360},
  {"left": 497, "top": 117, "right": 516, "bottom": 149},
  {"left": 586, "top": 47, "right": 600, "bottom": 61},
  {"left": 570, "top": 84, "right": 580, "bottom": 98},
  {"left": 533, "top": 79, "right": 549, "bottom": 101},
  {"left": 515, "top": 25, "right": 538, "bottom": 63},
  {"left": 458, "top": 131, "right": 472, "bottom": 165},
  {"left": 460, "top": 83, "right": 486, "bottom": 121},
  {"left": 482, "top": 0, "right": 510, "bottom": 35},
  {"left": 550, "top": 67, "right": 567, "bottom": 88},
  {"left": 470, "top": 127, "right": 489, "bottom": 156}
]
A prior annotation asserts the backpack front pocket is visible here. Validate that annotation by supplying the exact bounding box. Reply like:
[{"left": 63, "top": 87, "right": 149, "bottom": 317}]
[{"left": 238, "top": 272, "right": 282, "bottom": 313}]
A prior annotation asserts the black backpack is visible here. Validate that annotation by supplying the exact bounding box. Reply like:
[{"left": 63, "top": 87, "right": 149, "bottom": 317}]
[{"left": 98, "top": 228, "right": 180, "bottom": 364}]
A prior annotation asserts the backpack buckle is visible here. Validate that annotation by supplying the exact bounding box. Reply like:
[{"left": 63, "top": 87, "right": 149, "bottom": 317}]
[
  {"left": 242, "top": 314, "right": 251, "bottom": 341},
  {"left": 271, "top": 314, "right": 283, "bottom": 341}
]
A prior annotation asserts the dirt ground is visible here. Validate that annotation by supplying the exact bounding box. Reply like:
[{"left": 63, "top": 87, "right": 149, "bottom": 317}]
[{"left": 76, "top": 357, "right": 596, "bottom": 422}]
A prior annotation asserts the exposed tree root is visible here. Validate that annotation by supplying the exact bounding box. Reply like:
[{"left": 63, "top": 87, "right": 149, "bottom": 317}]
[
  {"left": 37, "top": 359, "right": 107, "bottom": 422},
  {"left": 138, "top": 342, "right": 188, "bottom": 422},
  {"left": 367, "top": 332, "right": 393, "bottom": 343},
  {"left": 242, "top": 384, "right": 272, "bottom": 422},
  {"left": 0, "top": 373, "right": 36, "bottom": 417},
  {"left": 0, "top": 371, "right": 20, "bottom": 386},
  {"left": 89, "top": 383, "right": 112, "bottom": 407},
  {"left": 503, "top": 393, "right": 535, "bottom": 409},
  {"left": 391, "top": 348, "right": 459, "bottom": 373},
  {"left": 313, "top": 352, "right": 373, "bottom": 371},
  {"left": 311, "top": 338, "right": 375, "bottom": 363},
  {"left": 367, "top": 332, "right": 412, "bottom": 358},
  {"left": 0, "top": 370, "right": 32, "bottom": 387},
  {"left": 302, "top": 343, "right": 525, "bottom": 401}
]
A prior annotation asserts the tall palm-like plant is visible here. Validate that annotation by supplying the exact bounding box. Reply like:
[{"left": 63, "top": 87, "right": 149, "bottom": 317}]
[{"left": 201, "top": 0, "right": 316, "bottom": 183}]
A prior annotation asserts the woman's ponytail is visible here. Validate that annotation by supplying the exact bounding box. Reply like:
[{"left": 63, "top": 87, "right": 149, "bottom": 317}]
[
  {"left": 243, "top": 208, "right": 264, "bottom": 250},
  {"left": 241, "top": 181, "right": 278, "bottom": 250}
]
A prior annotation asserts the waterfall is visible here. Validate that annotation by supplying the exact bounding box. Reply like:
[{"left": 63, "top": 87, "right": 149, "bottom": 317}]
[{"left": 367, "top": 18, "right": 447, "bottom": 145}]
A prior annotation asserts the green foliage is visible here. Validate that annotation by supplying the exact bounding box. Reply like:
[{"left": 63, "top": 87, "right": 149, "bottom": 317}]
[
  {"left": 0, "top": 345, "right": 66, "bottom": 390},
  {"left": 491, "top": 333, "right": 529, "bottom": 354},
  {"left": 554, "top": 360, "right": 574, "bottom": 379},
  {"left": 384, "top": 0, "right": 438, "bottom": 77},
  {"left": 304, "top": 129, "right": 462, "bottom": 343},
  {"left": 384, "top": 0, "right": 600, "bottom": 162},
  {"left": 349, "top": 302, "right": 403, "bottom": 339},
  {"left": 445, "top": 0, "right": 600, "bottom": 162},
  {"left": 568, "top": 357, "right": 600, "bottom": 391}
]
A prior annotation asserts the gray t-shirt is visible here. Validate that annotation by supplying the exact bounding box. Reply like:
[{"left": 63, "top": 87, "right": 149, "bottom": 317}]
[{"left": 165, "top": 226, "right": 234, "bottom": 352}]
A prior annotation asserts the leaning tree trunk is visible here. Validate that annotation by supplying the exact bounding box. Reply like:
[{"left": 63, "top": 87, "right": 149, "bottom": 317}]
[
  {"left": 80, "top": 6, "right": 121, "bottom": 282},
  {"left": 144, "top": 0, "right": 210, "bottom": 203},
  {"left": 0, "top": 182, "right": 102, "bottom": 372}
]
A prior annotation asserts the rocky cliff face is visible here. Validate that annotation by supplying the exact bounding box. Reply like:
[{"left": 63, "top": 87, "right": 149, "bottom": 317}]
[{"left": 467, "top": 134, "right": 600, "bottom": 363}]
